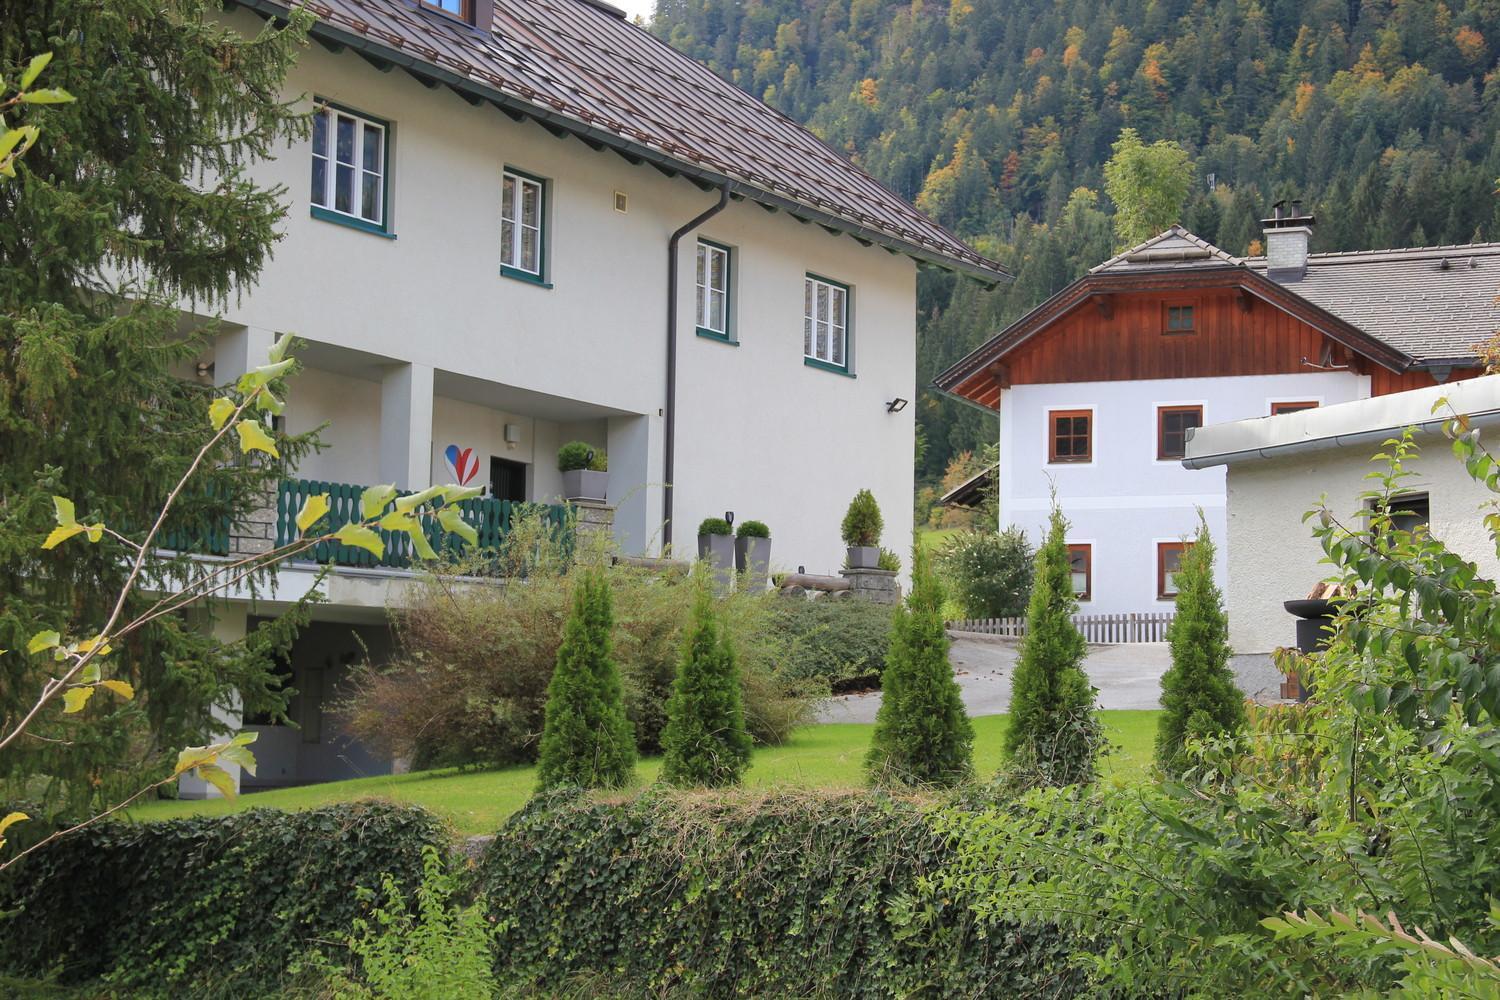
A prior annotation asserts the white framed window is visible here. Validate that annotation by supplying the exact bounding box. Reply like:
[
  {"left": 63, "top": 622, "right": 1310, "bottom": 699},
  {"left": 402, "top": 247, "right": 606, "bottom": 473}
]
[
  {"left": 310, "top": 103, "right": 387, "bottom": 231},
  {"left": 696, "top": 239, "right": 731, "bottom": 340},
  {"left": 804, "top": 274, "right": 849, "bottom": 371},
  {"left": 501, "top": 168, "right": 546, "bottom": 281}
]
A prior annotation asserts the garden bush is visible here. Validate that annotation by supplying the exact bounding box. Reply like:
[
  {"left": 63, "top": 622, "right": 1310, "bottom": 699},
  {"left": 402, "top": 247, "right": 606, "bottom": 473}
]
[
  {"left": 660, "top": 584, "right": 752, "bottom": 788},
  {"left": 769, "top": 597, "right": 894, "bottom": 691},
  {"left": 938, "top": 526, "right": 1034, "bottom": 619},
  {"left": 479, "top": 788, "right": 1079, "bottom": 998},
  {"left": 840, "top": 488, "right": 883, "bottom": 546},
  {"left": 0, "top": 802, "right": 446, "bottom": 998},
  {"left": 556, "top": 441, "right": 605, "bottom": 472}
]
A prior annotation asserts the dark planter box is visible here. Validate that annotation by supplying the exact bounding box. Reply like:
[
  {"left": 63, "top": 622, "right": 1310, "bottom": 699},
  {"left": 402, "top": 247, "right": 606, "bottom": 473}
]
[
  {"left": 561, "top": 469, "right": 608, "bottom": 503},
  {"left": 736, "top": 536, "right": 771, "bottom": 587},
  {"left": 847, "top": 545, "right": 880, "bottom": 569}
]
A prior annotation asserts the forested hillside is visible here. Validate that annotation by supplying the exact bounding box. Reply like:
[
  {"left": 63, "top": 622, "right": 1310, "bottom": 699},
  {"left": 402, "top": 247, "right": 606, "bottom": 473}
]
[{"left": 651, "top": 0, "right": 1500, "bottom": 493}]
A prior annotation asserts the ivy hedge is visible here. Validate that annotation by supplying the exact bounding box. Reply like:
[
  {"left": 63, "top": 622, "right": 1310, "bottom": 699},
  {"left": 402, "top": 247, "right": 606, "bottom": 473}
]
[
  {"left": 0, "top": 801, "right": 446, "bottom": 998},
  {"left": 480, "top": 788, "right": 1079, "bottom": 997}
]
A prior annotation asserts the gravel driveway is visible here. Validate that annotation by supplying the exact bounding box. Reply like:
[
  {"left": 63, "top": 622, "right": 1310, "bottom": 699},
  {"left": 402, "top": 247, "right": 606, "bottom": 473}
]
[{"left": 815, "top": 631, "right": 1169, "bottom": 724}]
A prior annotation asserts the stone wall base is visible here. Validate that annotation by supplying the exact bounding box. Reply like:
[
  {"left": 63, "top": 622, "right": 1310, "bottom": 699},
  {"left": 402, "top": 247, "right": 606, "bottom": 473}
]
[{"left": 841, "top": 567, "right": 901, "bottom": 605}]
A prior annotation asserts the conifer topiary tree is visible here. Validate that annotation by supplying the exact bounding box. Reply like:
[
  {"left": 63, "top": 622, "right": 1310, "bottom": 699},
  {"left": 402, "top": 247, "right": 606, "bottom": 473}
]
[
  {"left": 1155, "top": 519, "right": 1246, "bottom": 774},
  {"left": 1002, "top": 502, "right": 1101, "bottom": 786},
  {"left": 660, "top": 580, "right": 752, "bottom": 787},
  {"left": 865, "top": 544, "right": 974, "bottom": 787},
  {"left": 536, "top": 569, "right": 636, "bottom": 791}
]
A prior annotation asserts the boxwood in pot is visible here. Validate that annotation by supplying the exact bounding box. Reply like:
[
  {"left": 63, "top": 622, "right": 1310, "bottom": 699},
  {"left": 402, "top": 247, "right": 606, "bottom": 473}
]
[
  {"left": 841, "top": 489, "right": 883, "bottom": 569},
  {"left": 558, "top": 441, "right": 608, "bottom": 502},
  {"left": 697, "top": 517, "right": 735, "bottom": 589},
  {"left": 735, "top": 519, "right": 771, "bottom": 585}
]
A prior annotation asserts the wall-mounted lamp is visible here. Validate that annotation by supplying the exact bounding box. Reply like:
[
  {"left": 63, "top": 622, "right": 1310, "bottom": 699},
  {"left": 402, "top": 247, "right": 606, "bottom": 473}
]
[
  {"left": 504, "top": 423, "right": 522, "bottom": 450},
  {"left": 885, "top": 397, "right": 909, "bottom": 414},
  {"left": 195, "top": 361, "right": 215, "bottom": 382},
  {"left": 724, "top": 511, "right": 735, "bottom": 527}
]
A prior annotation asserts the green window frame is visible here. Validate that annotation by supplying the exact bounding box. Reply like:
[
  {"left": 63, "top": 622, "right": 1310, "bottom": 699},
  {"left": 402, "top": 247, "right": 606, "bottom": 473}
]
[
  {"left": 803, "top": 273, "right": 852, "bottom": 375},
  {"left": 309, "top": 100, "right": 393, "bottom": 238},
  {"left": 696, "top": 238, "right": 733, "bottom": 342},
  {"left": 501, "top": 167, "right": 549, "bottom": 286}
]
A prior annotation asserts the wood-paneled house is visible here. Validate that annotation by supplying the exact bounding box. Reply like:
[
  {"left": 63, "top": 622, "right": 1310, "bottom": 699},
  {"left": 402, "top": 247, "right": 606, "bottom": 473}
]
[{"left": 935, "top": 210, "right": 1497, "bottom": 616}]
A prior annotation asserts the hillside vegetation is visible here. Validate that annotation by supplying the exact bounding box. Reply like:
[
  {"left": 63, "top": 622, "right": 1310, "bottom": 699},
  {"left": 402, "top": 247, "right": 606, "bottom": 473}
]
[{"left": 652, "top": 0, "right": 1500, "bottom": 481}]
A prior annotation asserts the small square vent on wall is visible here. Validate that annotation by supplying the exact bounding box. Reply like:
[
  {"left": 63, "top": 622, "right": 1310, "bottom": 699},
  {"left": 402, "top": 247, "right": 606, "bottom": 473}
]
[{"left": 613, "top": 191, "right": 628, "bottom": 214}]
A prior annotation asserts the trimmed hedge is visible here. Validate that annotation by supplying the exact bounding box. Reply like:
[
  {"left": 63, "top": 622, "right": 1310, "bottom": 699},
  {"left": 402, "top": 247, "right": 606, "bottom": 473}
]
[
  {"left": 0, "top": 802, "right": 446, "bottom": 998},
  {"left": 772, "top": 597, "right": 894, "bottom": 691},
  {"left": 480, "top": 789, "right": 1079, "bottom": 998}
]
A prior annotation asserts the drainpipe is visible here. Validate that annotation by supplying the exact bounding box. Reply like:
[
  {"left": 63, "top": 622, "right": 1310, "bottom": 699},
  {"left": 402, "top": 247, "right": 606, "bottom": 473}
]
[{"left": 662, "top": 186, "right": 730, "bottom": 555}]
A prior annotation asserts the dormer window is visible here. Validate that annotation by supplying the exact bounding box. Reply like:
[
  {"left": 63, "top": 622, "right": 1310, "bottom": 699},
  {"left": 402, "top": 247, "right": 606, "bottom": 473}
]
[
  {"left": 416, "top": 0, "right": 492, "bottom": 30},
  {"left": 421, "top": 0, "right": 472, "bottom": 18}
]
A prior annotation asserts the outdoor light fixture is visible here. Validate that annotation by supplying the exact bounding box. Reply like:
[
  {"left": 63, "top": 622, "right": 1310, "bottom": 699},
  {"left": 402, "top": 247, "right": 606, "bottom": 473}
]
[
  {"left": 886, "top": 397, "right": 909, "bottom": 413},
  {"left": 725, "top": 511, "right": 735, "bottom": 527}
]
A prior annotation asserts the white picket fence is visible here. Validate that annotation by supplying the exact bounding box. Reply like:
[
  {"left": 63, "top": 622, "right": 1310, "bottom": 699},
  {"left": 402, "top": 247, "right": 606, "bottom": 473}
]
[{"left": 947, "top": 611, "right": 1175, "bottom": 644}]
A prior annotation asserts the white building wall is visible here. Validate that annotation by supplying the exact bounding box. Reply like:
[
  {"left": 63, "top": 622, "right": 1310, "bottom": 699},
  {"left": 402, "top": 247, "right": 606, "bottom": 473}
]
[{"left": 1000, "top": 371, "right": 1369, "bottom": 614}]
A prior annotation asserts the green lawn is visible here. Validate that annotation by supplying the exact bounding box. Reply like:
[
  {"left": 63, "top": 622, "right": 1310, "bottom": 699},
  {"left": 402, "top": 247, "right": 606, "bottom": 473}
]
[
  {"left": 131, "top": 711, "right": 1161, "bottom": 836},
  {"left": 916, "top": 526, "right": 962, "bottom": 552}
]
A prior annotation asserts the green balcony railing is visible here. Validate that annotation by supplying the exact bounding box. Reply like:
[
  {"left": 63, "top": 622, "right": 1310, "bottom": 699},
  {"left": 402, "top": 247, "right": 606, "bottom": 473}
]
[{"left": 274, "top": 478, "right": 571, "bottom": 570}]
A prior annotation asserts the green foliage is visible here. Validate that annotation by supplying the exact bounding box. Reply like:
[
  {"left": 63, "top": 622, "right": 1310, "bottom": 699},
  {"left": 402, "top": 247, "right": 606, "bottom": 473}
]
[
  {"left": 840, "top": 488, "right": 883, "bottom": 546},
  {"left": 660, "top": 583, "right": 752, "bottom": 787},
  {"left": 696, "top": 516, "right": 731, "bottom": 536},
  {"left": 0, "top": 52, "right": 71, "bottom": 182},
  {"left": 556, "top": 440, "right": 604, "bottom": 472},
  {"left": 866, "top": 546, "right": 973, "bottom": 787},
  {"left": 536, "top": 569, "right": 637, "bottom": 791},
  {"left": 938, "top": 526, "right": 1034, "bottom": 619},
  {"left": 1155, "top": 519, "right": 1246, "bottom": 774},
  {"left": 1002, "top": 503, "right": 1100, "bottom": 787},
  {"left": 735, "top": 519, "right": 769, "bottom": 539},
  {"left": 877, "top": 546, "right": 902, "bottom": 572},
  {"left": 1102, "top": 128, "right": 1194, "bottom": 248},
  {"left": 309, "top": 844, "right": 496, "bottom": 1000},
  {"left": 769, "top": 597, "right": 894, "bottom": 690},
  {"left": 0, "top": 802, "right": 445, "bottom": 997},
  {"left": 479, "top": 788, "right": 1079, "bottom": 997}
]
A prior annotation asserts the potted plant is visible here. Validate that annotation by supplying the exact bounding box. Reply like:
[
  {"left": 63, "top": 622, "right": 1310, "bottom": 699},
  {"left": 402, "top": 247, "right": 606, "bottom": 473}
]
[
  {"left": 697, "top": 517, "right": 735, "bottom": 586},
  {"left": 735, "top": 520, "right": 771, "bottom": 583},
  {"left": 841, "top": 489, "right": 883, "bottom": 568},
  {"left": 558, "top": 441, "right": 607, "bottom": 502}
]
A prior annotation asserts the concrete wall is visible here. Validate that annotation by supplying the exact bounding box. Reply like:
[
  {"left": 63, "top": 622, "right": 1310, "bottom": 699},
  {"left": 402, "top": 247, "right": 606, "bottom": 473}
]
[
  {"left": 215, "top": 10, "right": 917, "bottom": 576},
  {"left": 999, "top": 371, "right": 1368, "bottom": 613}
]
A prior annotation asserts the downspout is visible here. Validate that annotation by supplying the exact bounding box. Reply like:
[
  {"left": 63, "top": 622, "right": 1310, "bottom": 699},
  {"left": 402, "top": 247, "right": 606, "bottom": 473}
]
[{"left": 662, "top": 186, "right": 730, "bottom": 554}]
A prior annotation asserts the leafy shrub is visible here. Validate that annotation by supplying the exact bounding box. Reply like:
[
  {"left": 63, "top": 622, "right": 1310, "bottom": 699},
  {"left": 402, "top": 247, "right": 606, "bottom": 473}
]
[
  {"left": 0, "top": 802, "right": 445, "bottom": 998},
  {"left": 938, "top": 526, "right": 1034, "bottom": 618},
  {"left": 537, "top": 569, "right": 637, "bottom": 791},
  {"left": 556, "top": 441, "right": 605, "bottom": 472},
  {"left": 866, "top": 545, "right": 973, "bottom": 787},
  {"left": 479, "top": 788, "right": 1078, "bottom": 997},
  {"left": 735, "top": 519, "right": 769, "bottom": 539},
  {"left": 877, "top": 546, "right": 902, "bottom": 572},
  {"left": 840, "top": 488, "right": 883, "bottom": 546},
  {"left": 770, "top": 597, "right": 893, "bottom": 691},
  {"left": 660, "top": 584, "right": 752, "bottom": 788},
  {"left": 696, "top": 517, "right": 731, "bottom": 536}
]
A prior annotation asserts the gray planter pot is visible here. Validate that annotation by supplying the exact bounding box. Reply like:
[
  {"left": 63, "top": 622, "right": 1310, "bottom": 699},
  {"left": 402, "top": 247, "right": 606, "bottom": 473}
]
[
  {"left": 847, "top": 545, "right": 880, "bottom": 569},
  {"left": 735, "top": 535, "right": 771, "bottom": 586},
  {"left": 561, "top": 469, "right": 608, "bottom": 503},
  {"left": 698, "top": 532, "right": 735, "bottom": 590}
]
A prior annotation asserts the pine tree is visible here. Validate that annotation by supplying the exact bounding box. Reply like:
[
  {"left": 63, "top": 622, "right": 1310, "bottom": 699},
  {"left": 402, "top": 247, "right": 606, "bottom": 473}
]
[
  {"left": 0, "top": 3, "right": 313, "bottom": 822},
  {"left": 536, "top": 570, "right": 637, "bottom": 791},
  {"left": 1002, "top": 503, "right": 1101, "bottom": 787},
  {"left": 1155, "top": 520, "right": 1246, "bottom": 774},
  {"left": 660, "top": 581, "right": 752, "bottom": 787},
  {"left": 865, "top": 544, "right": 974, "bottom": 787}
]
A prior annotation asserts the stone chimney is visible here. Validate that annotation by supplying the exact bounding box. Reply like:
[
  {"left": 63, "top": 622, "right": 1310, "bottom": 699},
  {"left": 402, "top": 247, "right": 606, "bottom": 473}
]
[{"left": 1260, "top": 199, "right": 1315, "bottom": 281}]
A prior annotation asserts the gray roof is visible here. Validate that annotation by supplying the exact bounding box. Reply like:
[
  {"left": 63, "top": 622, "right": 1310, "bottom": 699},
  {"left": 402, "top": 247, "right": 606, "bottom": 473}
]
[
  {"left": 1245, "top": 243, "right": 1500, "bottom": 364},
  {"left": 242, "top": 0, "right": 1006, "bottom": 282},
  {"left": 1090, "top": 226, "right": 1242, "bottom": 274}
]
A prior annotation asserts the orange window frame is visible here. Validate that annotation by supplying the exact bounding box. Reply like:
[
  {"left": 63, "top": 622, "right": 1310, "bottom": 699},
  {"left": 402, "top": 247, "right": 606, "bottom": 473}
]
[
  {"left": 1049, "top": 409, "right": 1093, "bottom": 464},
  {"left": 1156, "top": 405, "right": 1204, "bottom": 461},
  {"left": 1270, "top": 401, "right": 1319, "bottom": 415},
  {"left": 1158, "top": 541, "right": 1191, "bottom": 599},
  {"left": 1067, "top": 544, "right": 1092, "bottom": 601}
]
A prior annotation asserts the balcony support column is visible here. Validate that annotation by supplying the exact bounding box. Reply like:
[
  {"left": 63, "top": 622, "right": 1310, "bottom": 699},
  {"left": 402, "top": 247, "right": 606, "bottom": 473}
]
[
  {"left": 214, "top": 325, "right": 276, "bottom": 386},
  {"left": 379, "top": 363, "right": 434, "bottom": 491}
]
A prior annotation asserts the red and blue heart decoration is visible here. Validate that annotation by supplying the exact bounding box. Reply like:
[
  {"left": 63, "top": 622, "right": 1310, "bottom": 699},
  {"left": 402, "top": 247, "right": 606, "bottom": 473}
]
[{"left": 444, "top": 444, "right": 479, "bottom": 486}]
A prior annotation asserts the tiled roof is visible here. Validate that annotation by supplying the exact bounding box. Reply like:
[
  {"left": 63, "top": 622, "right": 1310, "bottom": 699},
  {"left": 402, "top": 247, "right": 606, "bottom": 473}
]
[
  {"left": 246, "top": 0, "right": 1007, "bottom": 281},
  {"left": 1245, "top": 243, "right": 1500, "bottom": 363},
  {"left": 1090, "top": 226, "right": 1243, "bottom": 273}
]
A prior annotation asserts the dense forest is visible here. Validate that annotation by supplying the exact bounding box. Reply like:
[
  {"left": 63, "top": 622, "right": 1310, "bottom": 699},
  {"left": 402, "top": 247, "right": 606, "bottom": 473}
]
[{"left": 651, "top": 0, "right": 1500, "bottom": 500}]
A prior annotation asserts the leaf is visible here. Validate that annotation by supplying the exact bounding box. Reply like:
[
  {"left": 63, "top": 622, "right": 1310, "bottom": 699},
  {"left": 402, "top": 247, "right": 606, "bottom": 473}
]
[
  {"left": 438, "top": 506, "right": 478, "bottom": 546},
  {"left": 208, "top": 396, "right": 236, "bottom": 430},
  {"left": 443, "top": 485, "right": 484, "bottom": 503},
  {"left": 235, "top": 419, "right": 280, "bottom": 458},
  {"left": 218, "top": 742, "right": 258, "bottom": 777},
  {"left": 85, "top": 523, "right": 103, "bottom": 543},
  {"left": 52, "top": 496, "right": 76, "bottom": 526},
  {"left": 42, "top": 523, "right": 85, "bottom": 549},
  {"left": 235, "top": 358, "right": 295, "bottom": 392},
  {"left": 267, "top": 334, "right": 291, "bottom": 364},
  {"left": 194, "top": 763, "right": 238, "bottom": 800},
  {"left": 361, "top": 484, "right": 398, "bottom": 519},
  {"left": 406, "top": 526, "right": 439, "bottom": 561},
  {"left": 19, "top": 87, "right": 74, "bottom": 104},
  {"left": 296, "top": 493, "right": 331, "bottom": 534},
  {"left": 26, "top": 630, "right": 59, "bottom": 654},
  {"left": 0, "top": 810, "right": 28, "bottom": 851},
  {"left": 77, "top": 634, "right": 111, "bottom": 657},
  {"left": 335, "top": 523, "right": 385, "bottom": 559},
  {"left": 174, "top": 745, "right": 218, "bottom": 775},
  {"left": 99, "top": 679, "right": 135, "bottom": 700},
  {"left": 19, "top": 52, "right": 52, "bottom": 90},
  {"left": 62, "top": 687, "right": 93, "bottom": 714},
  {"left": 255, "top": 390, "right": 284, "bottom": 416},
  {"left": 394, "top": 485, "right": 445, "bottom": 513}
]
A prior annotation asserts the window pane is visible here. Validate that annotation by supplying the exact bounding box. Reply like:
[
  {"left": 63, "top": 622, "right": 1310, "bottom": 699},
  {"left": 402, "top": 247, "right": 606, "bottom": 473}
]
[
  {"left": 363, "top": 126, "right": 381, "bottom": 173},
  {"left": 804, "top": 279, "right": 813, "bottom": 322},
  {"left": 832, "top": 324, "right": 843, "bottom": 365},
  {"left": 521, "top": 226, "right": 538, "bottom": 273},
  {"left": 335, "top": 163, "right": 353, "bottom": 214},
  {"left": 336, "top": 115, "right": 355, "bottom": 165},
  {"left": 710, "top": 290, "right": 725, "bottom": 331},
  {"left": 312, "top": 110, "right": 328, "bottom": 156},
  {"left": 1072, "top": 571, "right": 1088, "bottom": 595},
  {"left": 361, "top": 173, "right": 380, "bottom": 222},
  {"left": 817, "top": 319, "right": 829, "bottom": 359},
  {"left": 710, "top": 248, "right": 725, "bottom": 291},
  {"left": 521, "top": 180, "right": 539, "bottom": 228},
  {"left": 831, "top": 286, "right": 845, "bottom": 326},
  {"left": 501, "top": 220, "right": 514, "bottom": 266},
  {"left": 696, "top": 245, "right": 706, "bottom": 287},
  {"left": 501, "top": 175, "right": 515, "bottom": 224},
  {"left": 816, "top": 283, "right": 829, "bottom": 325},
  {"left": 311, "top": 156, "right": 326, "bottom": 207},
  {"left": 803, "top": 316, "right": 812, "bottom": 356}
]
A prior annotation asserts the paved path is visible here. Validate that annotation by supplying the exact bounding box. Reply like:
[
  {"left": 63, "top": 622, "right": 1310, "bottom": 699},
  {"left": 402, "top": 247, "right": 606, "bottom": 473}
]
[{"left": 815, "top": 632, "right": 1168, "bottom": 724}]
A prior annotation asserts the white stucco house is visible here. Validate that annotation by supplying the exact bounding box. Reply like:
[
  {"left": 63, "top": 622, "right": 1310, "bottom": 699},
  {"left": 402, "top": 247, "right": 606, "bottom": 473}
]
[
  {"left": 1184, "top": 376, "right": 1500, "bottom": 698},
  {"left": 178, "top": 0, "right": 1006, "bottom": 794},
  {"left": 934, "top": 209, "right": 1497, "bottom": 619}
]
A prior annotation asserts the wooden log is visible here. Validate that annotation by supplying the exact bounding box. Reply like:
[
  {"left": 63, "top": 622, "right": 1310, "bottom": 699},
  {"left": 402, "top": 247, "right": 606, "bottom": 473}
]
[{"left": 778, "top": 573, "right": 850, "bottom": 592}]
